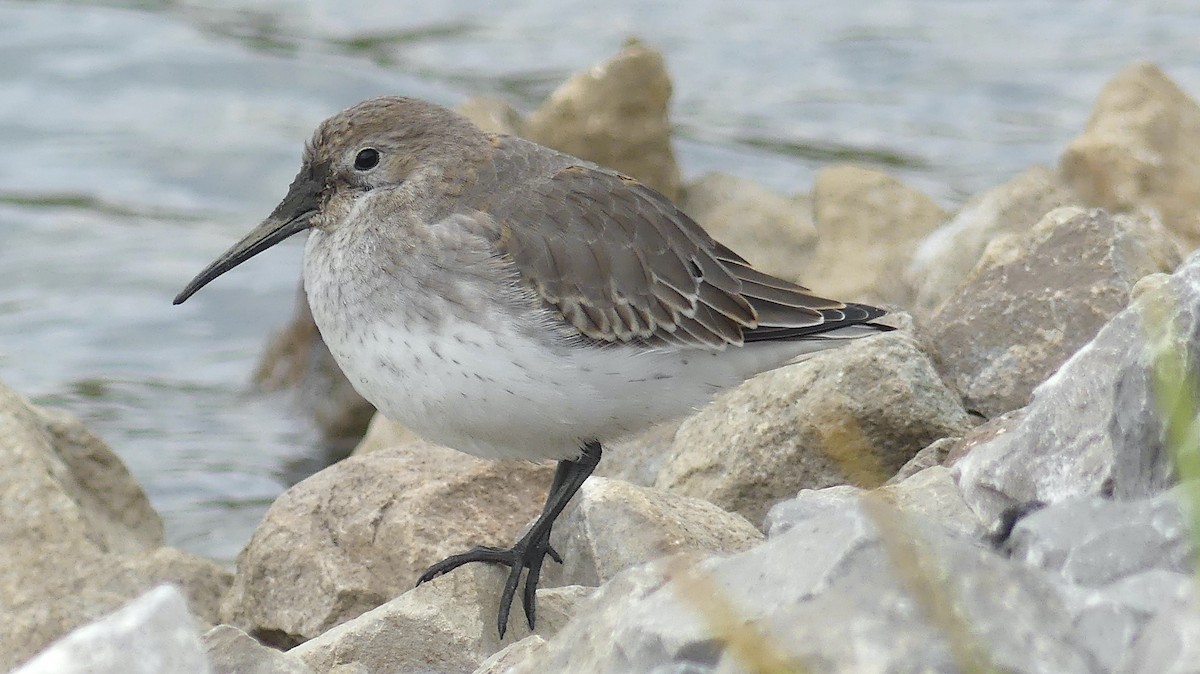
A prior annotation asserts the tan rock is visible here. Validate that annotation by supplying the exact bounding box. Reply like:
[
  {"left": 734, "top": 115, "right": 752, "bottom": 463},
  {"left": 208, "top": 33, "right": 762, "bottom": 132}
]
[
  {"left": 204, "top": 625, "right": 313, "bottom": 674},
  {"left": 290, "top": 566, "right": 589, "bottom": 674},
  {"left": 928, "top": 207, "right": 1180, "bottom": 418},
  {"left": 526, "top": 39, "right": 681, "bottom": 200},
  {"left": 1061, "top": 62, "right": 1200, "bottom": 250},
  {"left": 543, "top": 477, "right": 763, "bottom": 588},
  {"left": 807, "top": 164, "right": 946, "bottom": 304},
  {"left": 655, "top": 331, "right": 972, "bottom": 525},
  {"left": 0, "top": 381, "right": 231, "bottom": 671},
  {"left": 906, "top": 165, "right": 1079, "bottom": 317},
  {"left": 472, "top": 635, "right": 547, "bottom": 674},
  {"left": 679, "top": 172, "right": 817, "bottom": 280},
  {"left": 455, "top": 96, "right": 525, "bottom": 136},
  {"left": 221, "top": 441, "right": 555, "bottom": 646}
]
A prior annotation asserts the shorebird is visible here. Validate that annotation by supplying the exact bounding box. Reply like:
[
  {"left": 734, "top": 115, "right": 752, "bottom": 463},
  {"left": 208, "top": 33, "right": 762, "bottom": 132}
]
[{"left": 174, "top": 96, "right": 891, "bottom": 637}]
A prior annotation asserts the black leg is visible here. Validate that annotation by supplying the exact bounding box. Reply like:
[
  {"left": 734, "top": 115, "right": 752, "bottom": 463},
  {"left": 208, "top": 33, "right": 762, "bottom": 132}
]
[{"left": 416, "top": 440, "right": 602, "bottom": 638}]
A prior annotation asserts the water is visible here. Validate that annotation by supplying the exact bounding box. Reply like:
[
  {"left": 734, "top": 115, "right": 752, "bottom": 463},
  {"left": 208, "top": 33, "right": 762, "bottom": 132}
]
[{"left": 2, "top": 0, "right": 1198, "bottom": 563}]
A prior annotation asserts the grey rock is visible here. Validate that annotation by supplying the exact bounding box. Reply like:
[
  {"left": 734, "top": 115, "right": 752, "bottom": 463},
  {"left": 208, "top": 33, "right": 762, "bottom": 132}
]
[
  {"left": 763, "top": 486, "right": 861, "bottom": 538},
  {"left": 929, "top": 207, "right": 1180, "bottom": 418},
  {"left": 806, "top": 164, "right": 947, "bottom": 305},
  {"left": 679, "top": 172, "right": 817, "bottom": 281},
  {"left": 514, "top": 501, "right": 1095, "bottom": 674},
  {"left": 657, "top": 330, "right": 972, "bottom": 524},
  {"left": 290, "top": 566, "right": 588, "bottom": 674},
  {"left": 953, "top": 250, "right": 1200, "bottom": 525},
  {"left": 0, "top": 381, "right": 231, "bottom": 671},
  {"left": 204, "top": 625, "right": 312, "bottom": 674},
  {"left": 1006, "top": 490, "right": 1194, "bottom": 586},
  {"left": 765, "top": 467, "right": 982, "bottom": 541},
  {"left": 221, "top": 441, "right": 554, "bottom": 647},
  {"left": 906, "top": 165, "right": 1079, "bottom": 317},
  {"left": 471, "top": 635, "right": 546, "bottom": 674},
  {"left": 525, "top": 38, "right": 680, "bottom": 201},
  {"left": 543, "top": 477, "right": 763, "bottom": 588},
  {"left": 1061, "top": 62, "right": 1200, "bottom": 250},
  {"left": 1117, "top": 592, "right": 1200, "bottom": 674},
  {"left": 12, "top": 585, "right": 209, "bottom": 674}
]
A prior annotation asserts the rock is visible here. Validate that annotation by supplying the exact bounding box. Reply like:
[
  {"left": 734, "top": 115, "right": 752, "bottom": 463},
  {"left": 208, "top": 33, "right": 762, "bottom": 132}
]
[
  {"left": 806, "top": 164, "right": 946, "bottom": 304},
  {"left": 542, "top": 477, "right": 763, "bottom": 588},
  {"left": 525, "top": 38, "right": 681, "bottom": 200},
  {"left": 513, "top": 500, "right": 1096, "bottom": 674},
  {"left": 221, "top": 441, "right": 555, "bottom": 647},
  {"left": 1061, "top": 62, "right": 1200, "bottom": 250},
  {"left": 0, "top": 381, "right": 232, "bottom": 671},
  {"left": 1005, "top": 487, "right": 1194, "bottom": 586},
  {"left": 591, "top": 418, "right": 682, "bottom": 487},
  {"left": 204, "top": 625, "right": 313, "bottom": 674},
  {"left": 471, "top": 636, "right": 546, "bottom": 674},
  {"left": 679, "top": 172, "right": 817, "bottom": 280},
  {"left": 953, "top": 250, "right": 1200, "bottom": 525},
  {"left": 0, "top": 385, "right": 163, "bottom": 554},
  {"left": 349, "top": 413, "right": 419, "bottom": 456},
  {"left": 765, "top": 467, "right": 982, "bottom": 540},
  {"left": 13, "top": 586, "right": 209, "bottom": 674},
  {"left": 888, "top": 436, "right": 961, "bottom": 484},
  {"left": 906, "top": 165, "right": 1079, "bottom": 317},
  {"left": 656, "top": 331, "right": 972, "bottom": 524},
  {"left": 879, "top": 466, "right": 984, "bottom": 538},
  {"left": 929, "top": 207, "right": 1180, "bottom": 418},
  {"left": 253, "top": 282, "right": 375, "bottom": 456},
  {"left": 1118, "top": 592, "right": 1200, "bottom": 674},
  {"left": 290, "top": 566, "right": 588, "bottom": 674},
  {"left": 455, "top": 96, "right": 525, "bottom": 136},
  {"left": 762, "top": 485, "right": 861, "bottom": 538}
]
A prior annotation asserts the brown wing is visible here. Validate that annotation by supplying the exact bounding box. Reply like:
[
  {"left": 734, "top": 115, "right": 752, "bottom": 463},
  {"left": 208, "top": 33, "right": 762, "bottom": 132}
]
[{"left": 488, "top": 163, "right": 858, "bottom": 348}]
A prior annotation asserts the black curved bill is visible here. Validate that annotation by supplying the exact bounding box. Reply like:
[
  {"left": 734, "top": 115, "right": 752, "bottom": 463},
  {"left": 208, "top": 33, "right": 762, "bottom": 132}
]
[{"left": 173, "top": 162, "right": 325, "bottom": 305}]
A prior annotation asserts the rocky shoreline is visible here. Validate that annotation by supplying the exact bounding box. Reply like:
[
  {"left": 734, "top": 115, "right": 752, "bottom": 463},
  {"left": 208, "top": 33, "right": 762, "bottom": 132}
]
[{"left": 7, "top": 42, "right": 1200, "bottom": 673}]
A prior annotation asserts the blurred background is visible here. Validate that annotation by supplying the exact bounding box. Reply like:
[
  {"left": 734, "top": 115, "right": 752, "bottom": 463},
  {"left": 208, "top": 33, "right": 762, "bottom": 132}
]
[{"left": 1, "top": 0, "right": 1198, "bottom": 565}]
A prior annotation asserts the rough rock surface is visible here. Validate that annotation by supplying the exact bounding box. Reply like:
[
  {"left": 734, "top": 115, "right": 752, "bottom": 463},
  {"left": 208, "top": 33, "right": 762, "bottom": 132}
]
[
  {"left": 1120, "top": 592, "right": 1200, "bottom": 674},
  {"left": 472, "top": 636, "right": 547, "bottom": 674},
  {"left": 543, "top": 477, "right": 763, "bottom": 588},
  {"left": 656, "top": 331, "right": 973, "bottom": 524},
  {"left": 929, "top": 207, "right": 1180, "bottom": 417},
  {"left": 1005, "top": 486, "right": 1195, "bottom": 586},
  {"left": 679, "top": 172, "right": 817, "bottom": 280},
  {"left": 1061, "top": 62, "right": 1200, "bottom": 249},
  {"left": 0, "top": 381, "right": 231, "bottom": 671},
  {"left": 512, "top": 502, "right": 1097, "bottom": 674},
  {"left": 906, "top": 165, "right": 1079, "bottom": 317},
  {"left": 204, "top": 625, "right": 313, "bottom": 674},
  {"left": 13, "top": 586, "right": 210, "bottom": 674},
  {"left": 290, "top": 566, "right": 589, "bottom": 674},
  {"left": 220, "top": 441, "right": 555, "bottom": 647},
  {"left": 806, "top": 164, "right": 946, "bottom": 304},
  {"left": 525, "top": 38, "right": 681, "bottom": 200},
  {"left": 765, "top": 467, "right": 983, "bottom": 539},
  {"left": 953, "top": 250, "right": 1200, "bottom": 525},
  {"left": 455, "top": 96, "right": 525, "bottom": 136}
]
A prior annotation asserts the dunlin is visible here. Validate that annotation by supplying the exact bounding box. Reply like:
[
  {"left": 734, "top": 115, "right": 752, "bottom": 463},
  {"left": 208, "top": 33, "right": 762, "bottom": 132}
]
[{"left": 175, "top": 96, "right": 891, "bottom": 637}]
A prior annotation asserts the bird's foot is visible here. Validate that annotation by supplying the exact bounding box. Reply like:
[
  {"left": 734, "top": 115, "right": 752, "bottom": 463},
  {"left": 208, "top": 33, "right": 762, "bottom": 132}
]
[{"left": 416, "top": 536, "right": 562, "bottom": 638}]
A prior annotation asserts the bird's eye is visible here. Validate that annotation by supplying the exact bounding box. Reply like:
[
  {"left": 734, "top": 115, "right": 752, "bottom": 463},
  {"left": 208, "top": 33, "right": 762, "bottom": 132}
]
[{"left": 354, "top": 148, "right": 380, "bottom": 171}]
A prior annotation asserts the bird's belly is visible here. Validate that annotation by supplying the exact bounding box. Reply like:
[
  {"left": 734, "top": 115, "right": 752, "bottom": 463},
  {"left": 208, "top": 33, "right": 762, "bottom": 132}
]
[{"left": 310, "top": 306, "right": 771, "bottom": 461}]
